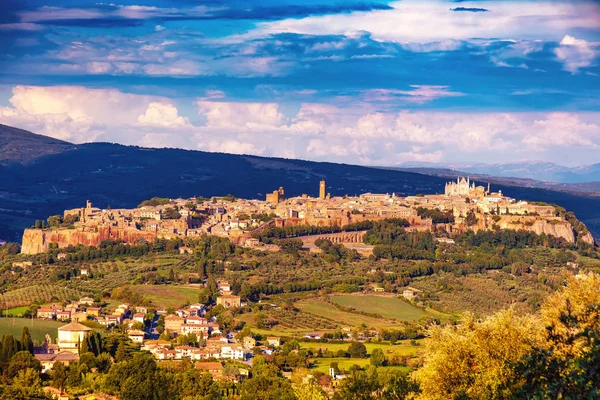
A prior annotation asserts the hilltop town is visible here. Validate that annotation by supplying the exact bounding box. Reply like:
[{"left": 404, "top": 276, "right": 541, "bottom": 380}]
[
  {"left": 1, "top": 177, "right": 599, "bottom": 399},
  {"left": 21, "top": 177, "right": 594, "bottom": 255}
]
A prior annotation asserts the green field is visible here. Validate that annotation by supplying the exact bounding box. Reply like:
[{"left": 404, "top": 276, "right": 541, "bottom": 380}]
[
  {"left": 330, "top": 295, "right": 429, "bottom": 321},
  {"left": 301, "top": 340, "right": 422, "bottom": 357},
  {"left": 3, "top": 306, "right": 29, "bottom": 317},
  {"left": 0, "top": 318, "right": 65, "bottom": 342},
  {"left": 129, "top": 285, "right": 200, "bottom": 309},
  {"left": 296, "top": 299, "right": 406, "bottom": 329},
  {"left": 310, "top": 357, "right": 411, "bottom": 374}
]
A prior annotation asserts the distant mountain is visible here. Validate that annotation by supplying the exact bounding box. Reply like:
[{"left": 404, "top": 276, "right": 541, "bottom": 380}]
[
  {"left": 0, "top": 124, "right": 74, "bottom": 166},
  {"left": 1, "top": 125, "right": 599, "bottom": 242},
  {"left": 397, "top": 161, "right": 600, "bottom": 184}
]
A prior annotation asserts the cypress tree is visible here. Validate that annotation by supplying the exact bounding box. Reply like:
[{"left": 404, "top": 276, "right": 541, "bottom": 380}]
[{"left": 20, "top": 327, "right": 34, "bottom": 354}]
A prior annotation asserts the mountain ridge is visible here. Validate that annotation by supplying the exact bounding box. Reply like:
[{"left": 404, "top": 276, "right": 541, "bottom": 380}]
[{"left": 396, "top": 160, "right": 600, "bottom": 184}]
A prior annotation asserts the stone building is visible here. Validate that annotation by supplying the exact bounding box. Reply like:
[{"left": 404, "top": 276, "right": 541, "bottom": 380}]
[{"left": 57, "top": 322, "right": 92, "bottom": 354}]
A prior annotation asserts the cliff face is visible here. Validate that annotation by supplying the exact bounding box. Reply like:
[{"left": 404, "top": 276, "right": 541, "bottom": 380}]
[
  {"left": 490, "top": 216, "right": 576, "bottom": 243},
  {"left": 21, "top": 227, "right": 157, "bottom": 254},
  {"left": 579, "top": 231, "right": 595, "bottom": 245}
]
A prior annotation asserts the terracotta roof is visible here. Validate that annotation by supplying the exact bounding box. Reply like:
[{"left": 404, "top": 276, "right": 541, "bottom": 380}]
[
  {"left": 35, "top": 351, "right": 80, "bottom": 362},
  {"left": 58, "top": 322, "right": 92, "bottom": 332}
]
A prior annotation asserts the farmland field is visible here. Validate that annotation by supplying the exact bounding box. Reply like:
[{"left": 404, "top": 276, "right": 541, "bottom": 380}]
[
  {"left": 295, "top": 299, "right": 405, "bottom": 329},
  {"left": 129, "top": 285, "right": 200, "bottom": 309},
  {"left": 0, "top": 284, "right": 85, "bottom": 309},
  {"left": 0, "top": 318, "right": 64, "bottom": 342},
  {"left": 310, "top": 358, "right": 411, "bottom": 374},
  {"left": 301, "top": 340, "right": 423, "bottom": 358},
  {"left": 3, "top": 306, "right": 28, "bottom": 317},
  {"left": 329, "top": 295, "right": 429, "bottom": 321}
]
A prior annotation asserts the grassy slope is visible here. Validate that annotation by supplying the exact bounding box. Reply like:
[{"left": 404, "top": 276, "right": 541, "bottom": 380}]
[
  {"left": 330, "top": 295, "right": 429, "bottom": 321},
  {"left": 310, "top": 358, "right": 411, "bottom": 374},
  {"left": 301, "top": 340, "right": 423, "bottom": 357},
  {"left": 296, "top": 299, "right": 406, "bottom": 329},
  {"left": 0, "top": 318, "right": 65, "bottom": 342},
  {"left": 129, "top": 285, "right": 200, "bottom": 309}
]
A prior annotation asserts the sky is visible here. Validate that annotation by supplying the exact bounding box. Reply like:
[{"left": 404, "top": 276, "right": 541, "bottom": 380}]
[{"left": 0, "top": 0, "right": 599, "bottom": 167}]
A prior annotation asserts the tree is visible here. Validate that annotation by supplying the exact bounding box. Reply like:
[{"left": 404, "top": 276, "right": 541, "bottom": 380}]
[
  {"left": 115, "top": 342, "right": 129, "bottom": 363},
  {"left": 347, "top": 342, "right": 368, "bottom": 358},
  {"left": 414, "top": 309, "right": 543, "bottom": 399},
  {"left": 517, "top": 272, "right": 600, "bottom": 398},
  {"left": 240, "top": 356, "right": 296, "bottom": 400},
  {"left": 292, "top": 368, "right": 328, "bottom": 400},
  {"left": 51, "top": 361, "right": 68, "bottom": 393},
  {"left": 7, "top": 351, "right": 42, "bottom": 379},
  {"left": 370, "top": 347, "right": 386, "bottom": 367},
  {"left": 173, "top": 369, "right": 221, "bottom": 399},
  {"left": 20, "top": 327, "right": 33, "bottom": 354},
  {"left": 105, "top": 353, "right": 174, "bottom": 400},
  {"left": 333, "top": 366, "right": 380, "bottom": 400}
]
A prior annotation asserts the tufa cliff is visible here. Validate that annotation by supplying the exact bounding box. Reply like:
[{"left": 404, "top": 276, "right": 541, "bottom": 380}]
[
  {"left": 21, "top": 226, "right": 158, "bottom": 255},
  {"left": 479, "top": 215, "right": 577, "bottom": 243}
]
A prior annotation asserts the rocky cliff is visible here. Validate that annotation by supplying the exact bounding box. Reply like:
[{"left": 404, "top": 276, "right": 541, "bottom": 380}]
[
  {"left": 484, "top": 215, "right": 576, "bottom": 243},
  {"left": 21, "top": 226, "right": 157, "bottom": 254}
]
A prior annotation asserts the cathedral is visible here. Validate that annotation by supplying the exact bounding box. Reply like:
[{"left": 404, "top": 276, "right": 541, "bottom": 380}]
[{"left": 445, "top": 177, "right": 476, "bottom": 196}]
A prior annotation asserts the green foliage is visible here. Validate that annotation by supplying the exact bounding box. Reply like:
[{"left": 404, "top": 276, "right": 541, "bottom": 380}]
[
  {"left": 414, "top": 273, "right": 600, "bottom": 400},
  {"left": 138, "top": 197, "right": 171, "bottom": 207},
  {"left": 104, "top": 353, "right": 174, "bottom": 400},
  {"left": 162, "top": 207, "right": 181, "bottom": 220},
  {"left": 370, "top": 348, "right": 386, "bottom": 367},
  {"left": 416, "top": 207, "right": 454, "bottom": 224},
  {"left": 347, "top": 342, "right": 368, "bottom": 358},
  {"left": 240, "top": 356, "right": 295, "bottom": 400}
]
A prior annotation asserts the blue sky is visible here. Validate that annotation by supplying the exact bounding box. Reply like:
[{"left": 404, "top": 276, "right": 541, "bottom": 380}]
[{"left": 0, "top": 0, "right": 599, "bottom": 166}]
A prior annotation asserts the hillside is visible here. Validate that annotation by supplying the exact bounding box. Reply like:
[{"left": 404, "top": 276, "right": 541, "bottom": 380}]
[
  {"left": 0, "top": 124, "right": 74, "bottom": 165},
  {"left": 0, "top": 125, "right": 599, "bottom": 242}
]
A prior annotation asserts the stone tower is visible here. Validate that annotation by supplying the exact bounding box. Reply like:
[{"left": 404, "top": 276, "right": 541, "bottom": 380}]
[{"left": 319, "top": 179, "right": 326, "bottom": 200}]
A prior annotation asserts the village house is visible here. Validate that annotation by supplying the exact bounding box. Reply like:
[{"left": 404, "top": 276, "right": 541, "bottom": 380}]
[
  {"left": 37, "top": 305, "right": 58, "bottom": 319},
  {"left": 266, "top": 337, "right": 281, "bottom": 347},
  {"left": 165, "top": 314, "right": 185, "bottom": 334},
  {"left": 221, "top": 344, "right": 245, "bottom": 360},
  {"left": 243, "top": 336, "right": 256, "bottom": 348},
  {"left": 132, "top": 313, "right": 146, "bottom": 324},
  {"left": 216, "top": 294, "right": 241, "bottom": 308},
  {"left": 79, "top": 297, "right": 94, "bottom": 305},
  {"left": 86, "top": 307, "right": 101, "bottom": 317},
  {"left": 56, "top": 311, "right": 71, "bottom": 321},
  {"left": 127, "top": 329, "right": 146, "bottom": 343},
  {"left": 195, "top": 362, "right": 224, "bottom": 379},
  {"left": 35, "top": 351, "right": 80, "bottom": 373},
  {"left": 135, "top": 306, "right": 149, "bottom": 314},
  {"left": 402, "top": 286, "right": 423, "bottom": 301}
]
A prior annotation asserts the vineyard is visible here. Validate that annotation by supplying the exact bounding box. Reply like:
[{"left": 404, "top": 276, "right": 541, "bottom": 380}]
[{"left": 0, "top": 284, "right": 87, "bottom": 309}]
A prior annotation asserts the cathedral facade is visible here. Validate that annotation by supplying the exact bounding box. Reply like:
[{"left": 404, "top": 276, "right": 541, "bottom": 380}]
[{"left": 445, "top": 177, "right": 475, "bottom": 197}]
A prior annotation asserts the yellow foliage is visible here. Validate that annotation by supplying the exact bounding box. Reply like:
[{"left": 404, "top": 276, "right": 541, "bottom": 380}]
[
  {"left": 541, "top": 271, "right": 600, "bottom": 359},
  {"left": 413, "top": 309, "right": 543, "bottom": 400},
  {"left": 292, "top": 368, "right": 329, "bottom": 400}
]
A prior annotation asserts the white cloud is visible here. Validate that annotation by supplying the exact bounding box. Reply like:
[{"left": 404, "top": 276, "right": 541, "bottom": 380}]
[
  {"left": 197, "top": 101, "right": 285, "bottom": 129},
  {"left": 0, "top": 85, "right": 178, "bottom": 143},
  {"left": 205, "top": 140, "right": 263, "bottom": 155},
  {"left": 252, "top": 1, "right": 600, "bottom": 44},
  {"left": 362, "top": 85, "right": 465, "bottom": 104},
  {"left": 1, "top": 85, "right": 600, "bottom": 165},
  {"left": 137, "top": 102, "right": 191, "bottom": 128},
  {"left": 555, "top": 35, "right": 600, "bottom": 74}
]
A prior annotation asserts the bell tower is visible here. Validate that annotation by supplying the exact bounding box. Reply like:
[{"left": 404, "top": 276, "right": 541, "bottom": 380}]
[{"left": 319, "top": 179, "right": 326, "bottom": 200}]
